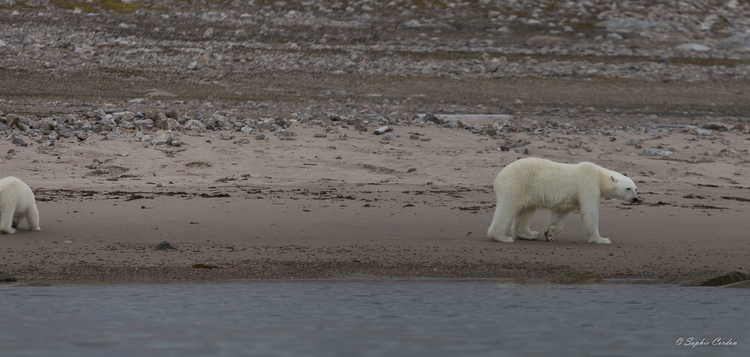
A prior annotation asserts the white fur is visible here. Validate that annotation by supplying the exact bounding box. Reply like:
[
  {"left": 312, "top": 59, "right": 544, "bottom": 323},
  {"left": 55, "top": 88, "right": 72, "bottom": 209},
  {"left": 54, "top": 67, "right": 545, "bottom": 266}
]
[
  {"left": 487, "top": 158, "right": 638, "bottom": 244},
  {"left": 0, "top": 177, "right": 41, "bottom": 234}
]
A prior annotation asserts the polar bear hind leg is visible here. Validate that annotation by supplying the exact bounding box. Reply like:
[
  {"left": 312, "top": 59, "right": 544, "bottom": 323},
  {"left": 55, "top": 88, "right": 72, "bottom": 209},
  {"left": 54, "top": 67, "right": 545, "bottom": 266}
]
[
  {"left": 0, "top": 201, "right": 17, "bottom": 234},
  {"left": 544, "top": 210, "right": 570, "bottom": 242},
  {"left": 512, "top": 208, "right": 539, "bottom": 240},
  {"left": 25, "top": 204, "right": 41, "bottom": 231},
  {"left": 487, "top": 199, "right": 515, "bottom": 243}
]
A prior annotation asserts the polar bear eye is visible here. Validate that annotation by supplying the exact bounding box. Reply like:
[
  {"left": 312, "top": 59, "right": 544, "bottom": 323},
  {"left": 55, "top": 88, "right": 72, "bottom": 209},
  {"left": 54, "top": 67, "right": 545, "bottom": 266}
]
[{"left": 626, "top": 188, "right": 631, "bottom": 191}]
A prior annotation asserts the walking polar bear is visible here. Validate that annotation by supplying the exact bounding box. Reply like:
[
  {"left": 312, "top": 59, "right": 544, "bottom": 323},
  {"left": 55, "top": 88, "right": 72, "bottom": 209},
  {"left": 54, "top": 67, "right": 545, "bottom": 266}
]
[
  {"left": 0, "top": 177, "right": 41, "bottom": 234},
  {"left": 487, "top": 158, "right": 638, "bottom": 244}
]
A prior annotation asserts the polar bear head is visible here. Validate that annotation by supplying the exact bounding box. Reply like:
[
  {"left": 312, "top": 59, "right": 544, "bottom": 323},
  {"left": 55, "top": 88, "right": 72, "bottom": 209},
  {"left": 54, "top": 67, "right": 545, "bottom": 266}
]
[{"left": 609, "top": 174, "right": 639, "bottom": 203}]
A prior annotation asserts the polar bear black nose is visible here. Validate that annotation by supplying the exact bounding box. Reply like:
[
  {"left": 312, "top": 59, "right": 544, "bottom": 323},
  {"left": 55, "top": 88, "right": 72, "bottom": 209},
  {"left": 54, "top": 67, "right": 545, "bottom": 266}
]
[{"left": 631, "top": 197, "right": 639, "bottom": 203}]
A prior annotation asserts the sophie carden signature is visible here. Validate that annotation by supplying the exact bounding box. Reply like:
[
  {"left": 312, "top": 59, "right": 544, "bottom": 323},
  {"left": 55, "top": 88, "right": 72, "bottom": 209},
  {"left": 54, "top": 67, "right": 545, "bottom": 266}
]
[{"left": 676, "top": 337, "right": 738, "bottom": 347}]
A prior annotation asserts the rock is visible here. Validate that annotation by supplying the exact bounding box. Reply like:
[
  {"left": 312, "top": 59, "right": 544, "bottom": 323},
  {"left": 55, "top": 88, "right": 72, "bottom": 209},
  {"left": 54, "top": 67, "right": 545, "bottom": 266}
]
[
  {"left": 724, "top": 280, "right": 750, "bottom": 288},
  {"left": 313, "top": 133, "right": 327, "bottom": 138},
  {"left": 155, "top": 241, "right": 176, "bottom": 250},
  {"left": 145, "top": 109, "right": 166, "bottom": 122},
  {"left": 0, "top": 272, "right": 17, "bottom": 282},
  {"left": 695, "top": 128, "right": 713, "bottom": 136},
  {"left": 187, "top": 61, "right": 203, "bottom": 70},
  {"left": 6, "top": 114, "right": 21, "bottom": 127},
  {"left": 75, "top": 132, "right": 89, "bottom": 141},
  {"left": 182, "top": 119, "right": 205, "bottom": 132},
  {"left": 241, "top": 126, "right": 255, "bottom": 135},
  {"left": 525, "top": 35, "right": 568, "bottom": 46},
  {"left": 643, "top": 148, "right": 673, "bottom": 157},
  {"left": 701, "top": 122, "right": 729, "bottom": 132},
  {"left": 133, "top": 119, "right": 155, "bottom": 130},
  {"left": 255, "top": 134, "right": 266, "bottom": 140},
  {"left": 151, "top": 134, "right": 173, "bottom": 145},
  {"left": 680, "top": 270, "right": 750, "bottom": 287},
  {"left": 550, "top": 271, "right": 605, "bottom": 284},
  {"left": 422, "top": 114, "right": 445, "bottom": 125},
  {"left": 605, "top": 33, "right": 624, "bottom": 41},
  {"left": 278, "top": 131, "right": 296, "bottom": 138},
  {"left": 675, "top": 43, "right": 712, "bottom": 52},
  {"left": 719, "top": 149, "right": 741, "bottom": 158},
  {"left": 481, "top": 127, "right": 497, "bottom": 136},
  {"left": 11, "top": 135, "right": 27, "bottom": 147},
  {"left": 595, "top": 17, "right": 668, "bottom": 32},
  {"left": 274, "top": 118, "right": 288, "bottom": 128},
  {"left": 715, "top": 33, "right": 750, "bottom": 51},
  {"left": 165, "top": 109, "right": 179, "bottom": 119},
  {"left": 373, "top": 126, "right": 392, "bottom": 135},
  {"left": 57, "top": 125, "right": 73, "bottom": 138},
  {"left": 347, "top": 118, "right": 367, "bottom": 131},
  {"left": 402, "top": 19, "right": 421, "bottom": 27}
]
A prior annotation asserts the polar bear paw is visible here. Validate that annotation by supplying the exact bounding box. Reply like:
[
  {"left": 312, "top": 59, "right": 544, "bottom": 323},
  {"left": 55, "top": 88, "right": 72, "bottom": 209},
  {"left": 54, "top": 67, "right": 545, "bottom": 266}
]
[
  {"left": 516, "top": 231, "right": 539, "bottom": 241},
  {"left": 588, "top": 237, "right": 611, "bottom": 244},
  {"left": 490, "top": 235, "right": 514, "bottom": 243},
  {"left": 543, "top": 229, "right": 555, "bottom": 242}
]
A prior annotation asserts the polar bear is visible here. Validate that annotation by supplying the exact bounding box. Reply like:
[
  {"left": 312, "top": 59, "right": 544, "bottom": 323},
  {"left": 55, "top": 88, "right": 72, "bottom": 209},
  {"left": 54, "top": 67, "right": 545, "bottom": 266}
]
[
  {"left": 0, "top": 177, "right": 41, "bottom": 234},
  {"left": 486, "top": 158, "right": 638, "bottom": 244}
]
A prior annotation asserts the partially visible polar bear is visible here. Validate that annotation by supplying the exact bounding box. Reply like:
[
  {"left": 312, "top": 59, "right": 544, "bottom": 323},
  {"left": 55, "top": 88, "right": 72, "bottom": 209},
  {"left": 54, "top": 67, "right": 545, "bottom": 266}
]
[
  {"left": 0, "top": 177, "right": 41, "bottom": 234},
  {"left": 487, "top": 158, "right": 638, "bottom": 244}
]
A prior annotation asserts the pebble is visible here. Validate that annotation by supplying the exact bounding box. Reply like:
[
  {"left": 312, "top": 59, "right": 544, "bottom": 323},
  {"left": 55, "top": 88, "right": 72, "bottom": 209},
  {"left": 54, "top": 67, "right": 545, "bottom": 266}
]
[
  {"left": 643, "top": 148, "right": 673, "bottom": 157},
  {"left": 155, "top": 241, "right": 176, "bottom": 250}
]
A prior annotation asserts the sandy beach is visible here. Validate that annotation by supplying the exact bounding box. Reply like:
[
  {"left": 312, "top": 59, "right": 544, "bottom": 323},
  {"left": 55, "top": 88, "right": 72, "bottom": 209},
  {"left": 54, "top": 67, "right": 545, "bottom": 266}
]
[
  {"left": 1, "top": 0, "right": 750, "bottom": 282},
  {"left": 1, "top": 120, "right": 749, "bottom": 281}
]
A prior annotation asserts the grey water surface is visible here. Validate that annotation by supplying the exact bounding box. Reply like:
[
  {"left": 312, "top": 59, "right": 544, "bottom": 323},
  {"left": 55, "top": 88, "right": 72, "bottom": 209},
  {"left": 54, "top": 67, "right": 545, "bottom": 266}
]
[{"left": 1, "top": 279, "right": 747, "bottom": 356}]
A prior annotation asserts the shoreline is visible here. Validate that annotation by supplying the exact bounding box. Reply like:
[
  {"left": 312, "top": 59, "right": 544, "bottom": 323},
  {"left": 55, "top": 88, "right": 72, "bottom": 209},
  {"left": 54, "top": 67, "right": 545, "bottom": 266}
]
[{"left": 3, "top": 261, "right": 723, "bottom": 284}]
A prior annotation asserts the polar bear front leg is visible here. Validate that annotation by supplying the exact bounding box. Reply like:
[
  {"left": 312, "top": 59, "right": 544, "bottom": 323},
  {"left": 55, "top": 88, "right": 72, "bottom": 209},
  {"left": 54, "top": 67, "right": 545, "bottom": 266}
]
[
  {"left": 487, "top": 201, "right": 515, "bottom": 243},
  {"left": 544, "top": 210, "right": 569, "bottom": 242},
  {"left": 512, "top": 208, "right": 539, "bottom": 240},
  {"left": 580, "top": 204, "right": 610, "bottom": 244}
]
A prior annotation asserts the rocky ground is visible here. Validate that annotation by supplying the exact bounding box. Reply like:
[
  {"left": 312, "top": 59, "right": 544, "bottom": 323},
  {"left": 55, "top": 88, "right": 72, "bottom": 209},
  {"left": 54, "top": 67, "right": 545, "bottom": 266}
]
[{"left": 1, "top": 0, "right": 750, "bottom": 282}]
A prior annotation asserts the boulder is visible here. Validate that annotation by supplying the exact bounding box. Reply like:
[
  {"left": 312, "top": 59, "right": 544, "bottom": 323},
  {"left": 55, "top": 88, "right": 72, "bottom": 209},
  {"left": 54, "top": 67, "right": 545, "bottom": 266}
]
[
  {"left": 680, "top": 270, "right": 750, "bottom": 287},
  {"left": 0, "top": 272, "right": 17, "bottom": 282},
  {"left": 724, "top": 280, "right": 750, "bottom": 289}
]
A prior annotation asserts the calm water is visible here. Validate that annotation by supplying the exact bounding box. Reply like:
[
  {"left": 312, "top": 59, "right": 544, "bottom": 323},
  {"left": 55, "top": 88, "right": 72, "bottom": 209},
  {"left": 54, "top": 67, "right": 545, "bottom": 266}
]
[{"left": 1, "top": 279, "right": 747, "bottom": 357}]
